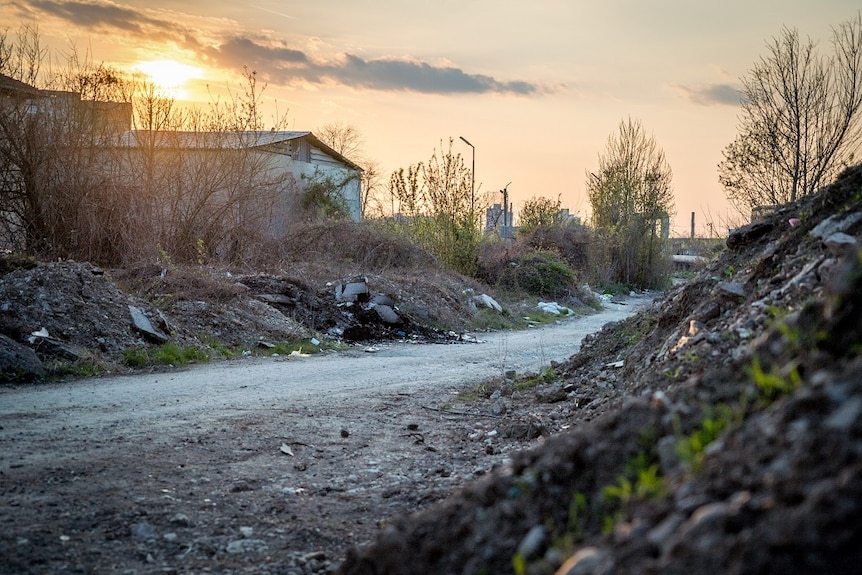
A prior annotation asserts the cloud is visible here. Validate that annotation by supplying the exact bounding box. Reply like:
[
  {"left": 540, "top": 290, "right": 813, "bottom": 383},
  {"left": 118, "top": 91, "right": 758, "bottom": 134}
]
[
  {"left": 19, "top": 0, "right": 547, "bottom": 96},
  {"left": 204, "top": 36, "right": 544, "bottom": 95},
  {"left": 677, "top": 83, "right": 742, "bottom": 106},
  {"left": 316, "top": 54, "right": 540, "bottom": 95},
  {"left": 28, "top": 0, "right": 177, "bottom": 35}
]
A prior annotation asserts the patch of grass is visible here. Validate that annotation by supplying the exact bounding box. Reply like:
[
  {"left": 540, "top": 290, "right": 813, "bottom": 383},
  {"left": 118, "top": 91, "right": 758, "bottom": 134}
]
[
  {"left": 199, "top": 334, "right": 242, "bottom": 359},
  {"left": 43, "top": 358, "right": 106, "bottom": 380},
  {"left": 747, "top": 357, "right": 801, "bottom": 405},
  {"left": 675, "top": 403, "right": 737, "bottom": 471},
  {"left": 514, "top": 367, "right": 557, "bottom": 390},
  {"left": 123, "top": 343, "right": 211, "bottom": 368},
  {"left": 470, "top": 307, "right": 518, "bottom": 331},
  {"left": 600, "top": 451, "right": 665, "bottom": 535},
  {"left": 518, "top": 307, "right": 576, "bottom": 327},
  {"left": 497, "top": 250, "right": 578, "bottom": 298}
]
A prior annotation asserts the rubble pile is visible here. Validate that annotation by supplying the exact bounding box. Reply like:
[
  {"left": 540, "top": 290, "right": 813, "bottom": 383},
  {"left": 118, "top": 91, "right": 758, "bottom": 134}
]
[{"left": 0, "top": 257, "right": 507, "bottom": 382}]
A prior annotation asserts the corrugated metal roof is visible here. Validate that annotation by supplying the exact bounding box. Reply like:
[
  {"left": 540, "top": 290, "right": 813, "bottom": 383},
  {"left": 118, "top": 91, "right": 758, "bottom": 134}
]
[
  {"left": 0, "top": 73, "right": 46, "bottom": 97},
  {"left": 114, "top": 130, "right": 311, "bottom": 149},
  {"left": 112, "top": 130, "right": 362, "bottom": 171}
]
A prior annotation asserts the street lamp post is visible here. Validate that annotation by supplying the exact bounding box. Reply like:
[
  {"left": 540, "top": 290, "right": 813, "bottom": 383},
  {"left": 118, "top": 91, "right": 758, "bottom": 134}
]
[
  {"left": 459, "top": 136, "right": 475, "bottom": 216},
  {"left": 500, "top": 182, "right": 511, "bottom": 228}
]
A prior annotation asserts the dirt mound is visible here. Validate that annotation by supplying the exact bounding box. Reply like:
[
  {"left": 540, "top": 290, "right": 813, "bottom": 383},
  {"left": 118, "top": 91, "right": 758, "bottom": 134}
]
[
  {"left": 337, "top": 167, "right": 862, "bottom": 574},
  {"left": 0, "top": 248, "right": 519, "bottom": 381}
]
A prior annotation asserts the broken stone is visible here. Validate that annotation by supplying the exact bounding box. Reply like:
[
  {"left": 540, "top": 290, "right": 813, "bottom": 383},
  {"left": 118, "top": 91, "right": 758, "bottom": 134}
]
[
  {"left": 0, "top": 334, "right": 45, "bottom": 382},
  {"left": 516, "top": 525, "right": 547, "bottom": 559},
  {"left": 810, "top": 211, "right": 862, "bottom": 240},
  {"left": 535, "top": 383, "right": 568, "bottom": 403},
  {"left": 537, "top": 301, "right": 573, "bottom": 316},
  {"left": 255, "top": 293, "right": 295, "bottom": 305},
  {"left": 335, "top": 279, "right": 369, "bottom": 303},
  {"left": 370, "top": 293, "right": 396, "bottom": 307},
  {"left": 715, "top": 281, "right": 745, "bottom": 299},
  {"left": 128, "top": 305, "right": 169, "bottom": 343},
  {"left": 824, "top": 232, "right": 858, "bottom": 258},
  {"left": 226, "top": 539, "right": 268, "bottom": 554},
  {"left": 369, "top": 303, "right": 402, "bottom": 324},
  {"left": 471, "top": 293, "right": 503, "bottom": 313}
]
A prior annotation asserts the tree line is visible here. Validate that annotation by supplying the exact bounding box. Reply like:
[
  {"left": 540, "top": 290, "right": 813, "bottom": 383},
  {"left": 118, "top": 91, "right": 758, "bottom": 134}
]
[{"left": 3, "top": 12, "right": 860, "bottom": 293}]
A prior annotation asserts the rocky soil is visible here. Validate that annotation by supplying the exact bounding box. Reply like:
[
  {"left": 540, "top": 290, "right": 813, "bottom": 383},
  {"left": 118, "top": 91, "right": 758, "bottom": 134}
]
[{"left": 338, "top": 166, "right": 862, "bottom": 574}]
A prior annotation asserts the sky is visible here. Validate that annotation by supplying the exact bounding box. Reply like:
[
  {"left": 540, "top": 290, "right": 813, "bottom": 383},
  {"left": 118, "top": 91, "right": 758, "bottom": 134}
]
[{"left": 3, "top": 0, "right": 861, "bottom": 236}]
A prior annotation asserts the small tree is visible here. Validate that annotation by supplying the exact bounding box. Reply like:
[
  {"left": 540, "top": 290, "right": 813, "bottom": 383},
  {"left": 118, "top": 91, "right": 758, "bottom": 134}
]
[
  {"left": 518, "top": 195, "right": 563, "bottom": 234},
  {"left": 586, "top": 118, "right": 674, "bottom": 289},
  {"left": 719, "top": 13, "right": 862, "bottom": 213},
  {"left": 388, "top": 139, "right": 482, "bottom": 275}
]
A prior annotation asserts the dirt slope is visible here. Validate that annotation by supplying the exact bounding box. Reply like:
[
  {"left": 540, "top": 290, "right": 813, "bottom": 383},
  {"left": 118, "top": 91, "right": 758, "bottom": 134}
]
[{"left": 337, "top": 167, "right": 862, "bottom": 575}]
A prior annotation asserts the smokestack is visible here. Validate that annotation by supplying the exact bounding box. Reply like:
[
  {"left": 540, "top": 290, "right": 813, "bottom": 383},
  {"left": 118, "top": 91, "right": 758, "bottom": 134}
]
[{"left": 691, "top": 212, "right": 695, "bottom": 239}]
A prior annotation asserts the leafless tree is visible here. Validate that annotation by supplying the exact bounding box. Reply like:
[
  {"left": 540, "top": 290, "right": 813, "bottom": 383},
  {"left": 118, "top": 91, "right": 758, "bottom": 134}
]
[
  {"left": 315, "top": 121, "right": 388, "bottom": 218},
  {"left": 0, "top": 26, "right": 291, "bottom": 265},
  {"left": 719, "top": 12, "right": 862, "bottom": 213}
]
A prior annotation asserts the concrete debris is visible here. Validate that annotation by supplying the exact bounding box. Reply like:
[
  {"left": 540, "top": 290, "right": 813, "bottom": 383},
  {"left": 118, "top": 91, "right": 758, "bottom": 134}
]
[
  {"left": 335, "top": 279, "right": 370, "bottom": 303},
  {"left": 537, "top": 301, "right": 574, "bottom": 316},
  {"left": 369, "top": 303, "right": 402, "bottom": 324},
  {"left": 0, "top": 333, "right": 45, "bottom": 382},
  {"left": 471, "top": 293, "right": 503, "bottom": 313},
  {"left": 128, "top": 305, "right": 170, "bottom": 343}
]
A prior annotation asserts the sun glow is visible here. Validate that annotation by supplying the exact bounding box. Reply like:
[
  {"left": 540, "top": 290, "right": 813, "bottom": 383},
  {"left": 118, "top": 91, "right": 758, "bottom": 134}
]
[{"left": 133, "top": 59, "right": 202, "bottom": 99}]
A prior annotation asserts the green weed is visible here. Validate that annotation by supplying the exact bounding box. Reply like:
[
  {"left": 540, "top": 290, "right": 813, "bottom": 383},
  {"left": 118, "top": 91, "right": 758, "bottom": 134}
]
[
  {"left": 515, "top": 367, "right": 557, "bottom": 390},
  {"left": 123, "top": 343, "right": 211, "bottom": 368},
  {"left": 675, "top": 403, "right": 736, "bottom": 471},
  {"left": 748, "top": 357, "right": 801, "bottom": 404},
  {"left": 600, "top": 451, "right": 665, "bottom": 534}
]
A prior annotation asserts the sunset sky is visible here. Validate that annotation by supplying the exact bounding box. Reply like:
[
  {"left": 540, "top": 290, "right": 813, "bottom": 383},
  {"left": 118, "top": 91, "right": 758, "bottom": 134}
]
[{"left": 3, "top": 0, "right": 860, "bottom": 235}]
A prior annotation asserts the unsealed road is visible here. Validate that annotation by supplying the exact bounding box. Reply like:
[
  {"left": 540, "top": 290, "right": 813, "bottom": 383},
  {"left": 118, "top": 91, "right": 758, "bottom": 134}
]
[
  {"left": 0, "top": 297, "right": 650, "bottom": 453},
  {"left": 0, "top": 296, "right": 653, "bottom": 574}
]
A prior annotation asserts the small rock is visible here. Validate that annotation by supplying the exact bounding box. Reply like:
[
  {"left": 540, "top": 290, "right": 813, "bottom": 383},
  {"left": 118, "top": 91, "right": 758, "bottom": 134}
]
[
  {"left": 716, "top": 281, "right": 746, "bottom": 299},
  {"left": 491, "top": 399, "right": 507, "bottom": 416},
  {"left": 824, "top": 232, "right": 858, "bottom": 257},
  {"left": 340, "top": 428, "right": 350, "bottom": 438},
  {"left": 128, "top": 305, "right": 170, "bottom": 343},
  {"left": 472, "top": 293, "right": 503, "bottom": 313},
  {"left": 130, "top": 522, "right": 157, "bottom": 540},
  {"left": 535, "top": 383, "right": 568, "bottom": 404},
  {"left": 226, "top": 539, "right": 268, "bottom": 554},
  {"left": 516, "top": 525, "right": 546, "bottom": 559},
  {"left": 825, "top": 396, "right": 862, "bottom": 431},
  {"left": 169, "top": 513, "right": 192, "bottom": 527}
]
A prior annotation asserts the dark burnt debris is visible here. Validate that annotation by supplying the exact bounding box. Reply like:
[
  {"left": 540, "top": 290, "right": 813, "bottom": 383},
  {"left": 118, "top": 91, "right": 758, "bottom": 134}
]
[{"left": 0, "top": 262, "right": 483, "bottom": 381}]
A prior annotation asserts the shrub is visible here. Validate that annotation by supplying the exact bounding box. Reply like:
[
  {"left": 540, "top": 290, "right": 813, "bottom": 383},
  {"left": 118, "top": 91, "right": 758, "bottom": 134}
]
[{"left": 497, "top": 251, "right": 577, "bottom": 298}]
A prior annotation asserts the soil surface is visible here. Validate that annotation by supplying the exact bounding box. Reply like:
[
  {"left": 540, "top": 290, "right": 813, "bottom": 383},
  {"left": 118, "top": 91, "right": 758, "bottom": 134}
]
[{"left": 0, "top": 298, "right": 650, "bottom": 574}]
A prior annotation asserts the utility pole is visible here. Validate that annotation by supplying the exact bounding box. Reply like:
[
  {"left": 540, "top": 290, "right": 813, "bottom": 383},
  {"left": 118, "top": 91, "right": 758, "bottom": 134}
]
[
  {"left": 500, "top": 182, "right": 512, "bottom": 228},
  {"left": 459, "top": 136, "right": 475, "bottom": 218}
]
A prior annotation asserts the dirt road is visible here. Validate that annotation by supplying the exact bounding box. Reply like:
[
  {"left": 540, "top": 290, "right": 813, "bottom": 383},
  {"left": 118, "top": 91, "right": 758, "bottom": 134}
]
[{"left": 0, "top": 296, "right": 651, "bottom": 574}]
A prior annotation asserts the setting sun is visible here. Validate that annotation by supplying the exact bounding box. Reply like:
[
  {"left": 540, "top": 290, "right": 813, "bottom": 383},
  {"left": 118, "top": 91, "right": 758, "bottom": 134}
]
[{"left": 132, "top": 59, "right": 202, "bottom": 98}]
